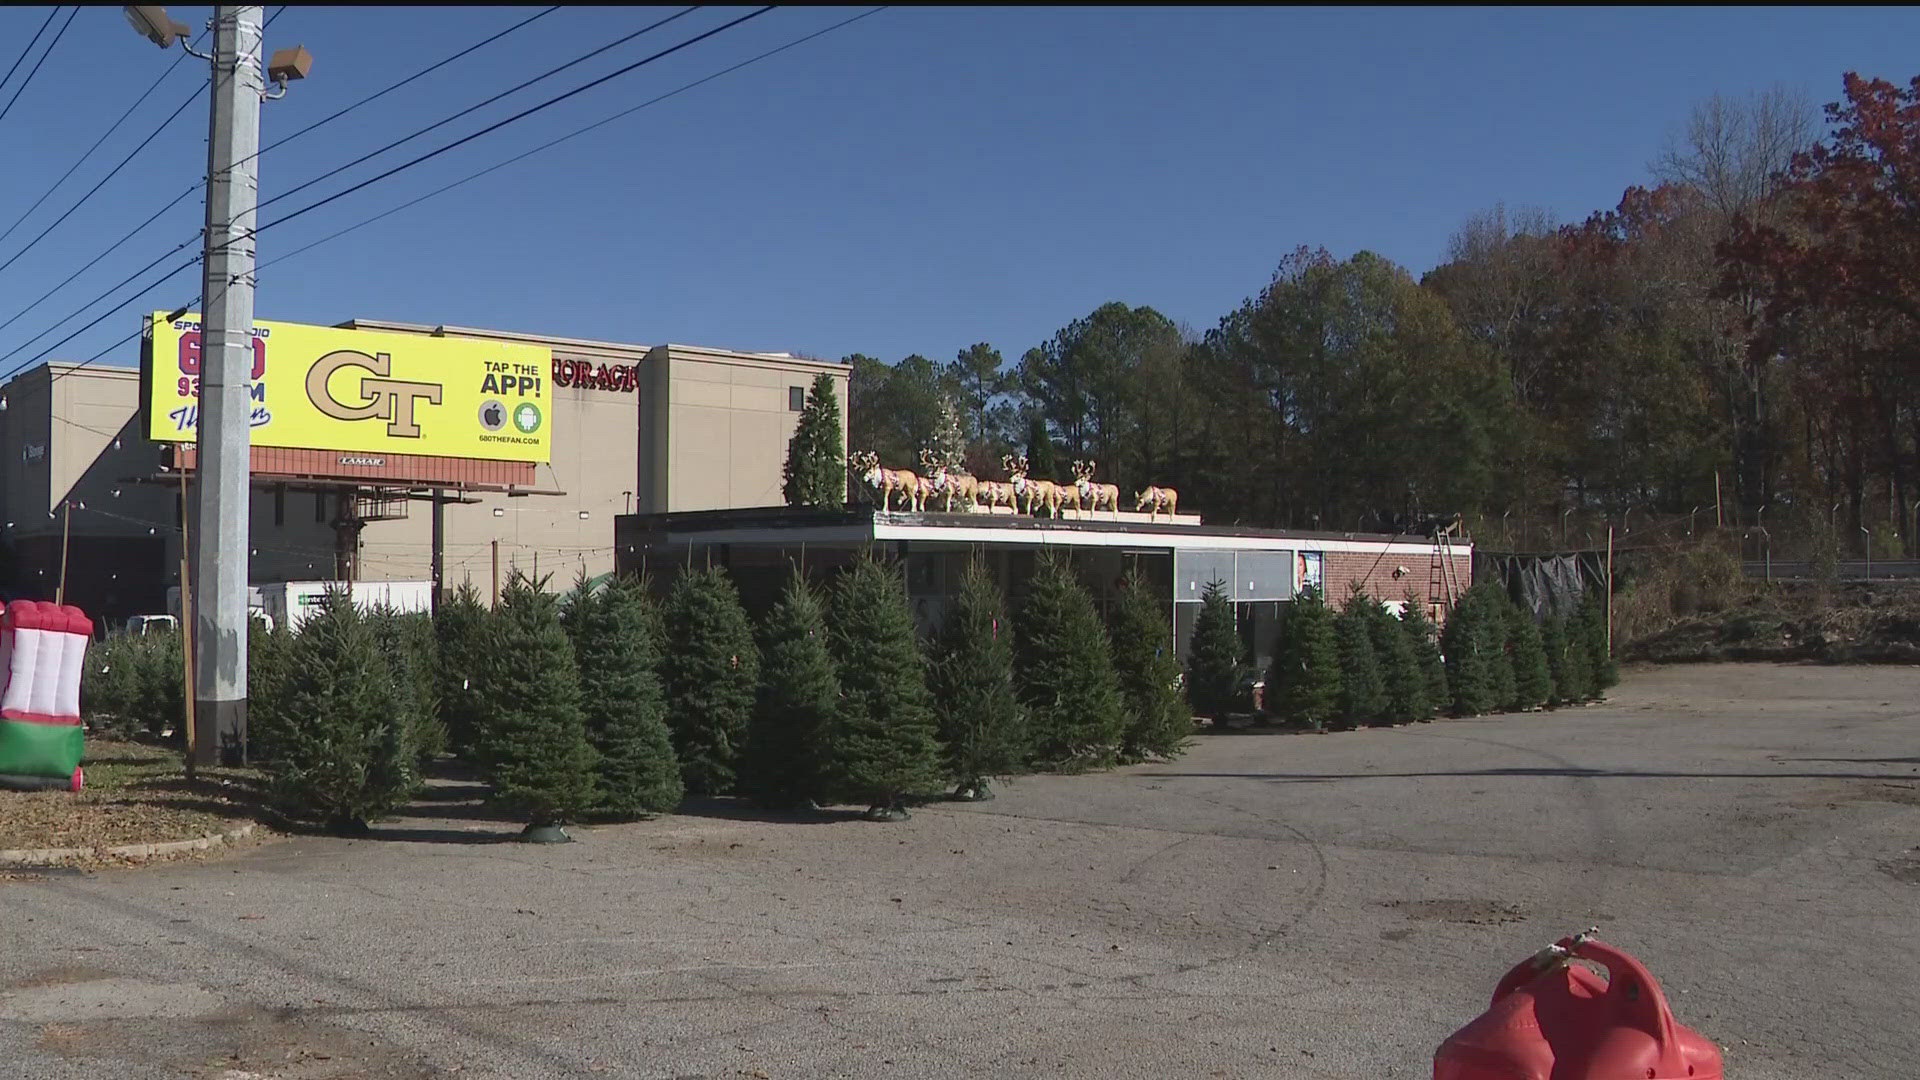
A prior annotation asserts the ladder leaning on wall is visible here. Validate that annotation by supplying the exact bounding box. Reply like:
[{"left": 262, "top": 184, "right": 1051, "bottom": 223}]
[{"left": 1426, "top": 515, "right": 1465, "bottom": 619}]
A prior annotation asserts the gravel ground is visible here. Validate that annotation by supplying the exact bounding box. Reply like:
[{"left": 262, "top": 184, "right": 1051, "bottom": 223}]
[{"left": 2, "top": 663, "right": 1917, "bottom": 1079}]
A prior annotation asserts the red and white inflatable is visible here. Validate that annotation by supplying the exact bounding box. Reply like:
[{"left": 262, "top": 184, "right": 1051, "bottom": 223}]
[{"left": 0, "top": 601, "right": 92, "bottom": 792}]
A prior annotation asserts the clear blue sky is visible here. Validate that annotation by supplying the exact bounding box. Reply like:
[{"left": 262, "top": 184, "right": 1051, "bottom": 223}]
[{"left": 1, "top": 5, "right": 1915, "bottom": 376}]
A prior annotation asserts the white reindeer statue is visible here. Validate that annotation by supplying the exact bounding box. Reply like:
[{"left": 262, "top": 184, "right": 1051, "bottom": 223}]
[
  {"left": 1005, "top": 454, "right": 1061, "bottom": 517},
  {"left": 1076, "top": 458, "right": 1121, "bottom": 516},
  {"left": 921, "top": 449, "right": 979, "bottom": 513},
  {"left": 1135, "top": 484, "right": 1179, "bottom": 521},
  {"left": 851, "top": 450, "right": 924, "bottom": 512}
]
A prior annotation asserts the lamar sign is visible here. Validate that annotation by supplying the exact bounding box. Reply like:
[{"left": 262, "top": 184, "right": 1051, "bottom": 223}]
[{"left": 145, "top": 313, "right": 552, "bottom": 463}]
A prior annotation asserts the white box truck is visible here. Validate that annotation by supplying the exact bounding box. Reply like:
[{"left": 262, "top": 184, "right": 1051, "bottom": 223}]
[{"left": 167, "top": 581, "right": 434, "bottom": 634}]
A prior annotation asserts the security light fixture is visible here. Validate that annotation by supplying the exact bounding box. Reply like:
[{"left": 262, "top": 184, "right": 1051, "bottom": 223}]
[
  {"left": 492, "top": 507, "right": 505, "bottom": 518},
  {"left": 578, "top": 510, "right": 590, "bottom": 520},
  {"left": 124, "top": 5, "right": 191, "bottom": 49}
]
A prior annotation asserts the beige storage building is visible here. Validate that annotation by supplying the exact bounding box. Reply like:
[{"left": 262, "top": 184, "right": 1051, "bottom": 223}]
[{"left": 0, "top": 321, "right": 848, "bottom": 623}]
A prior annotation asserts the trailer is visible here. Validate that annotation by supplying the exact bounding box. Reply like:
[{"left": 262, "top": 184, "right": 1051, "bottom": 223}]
[{"left": 167, "top": 581, "right": 433, "bottom": 634}]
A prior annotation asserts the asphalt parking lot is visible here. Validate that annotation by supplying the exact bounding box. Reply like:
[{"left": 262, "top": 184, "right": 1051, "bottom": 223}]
[{"left": 4, "top": 662, "right": 1918, "bottom": 1079}]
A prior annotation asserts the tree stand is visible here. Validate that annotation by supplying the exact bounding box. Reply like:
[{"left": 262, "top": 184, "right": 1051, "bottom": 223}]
[
  {"left": 949, "top": 780, "right": 995, "bottom": 802},
  {"left": 862, "top": 802, "right": 911, "bottom": 822},
  {"left": 520, "top": 823, "right": 574, "bottom": 844}
]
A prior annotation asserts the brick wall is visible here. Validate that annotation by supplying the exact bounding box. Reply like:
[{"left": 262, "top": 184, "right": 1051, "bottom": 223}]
[{"left": 1317, "top": 548, "right": 1471, "bottom": 621}]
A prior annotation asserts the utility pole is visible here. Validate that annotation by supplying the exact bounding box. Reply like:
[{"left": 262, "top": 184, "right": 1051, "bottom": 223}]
[
  {"left": 127, "top": 4, "right": 308, "bottom": 768},
  {"left": 191, "top": 5, "right": 264, "bottom": 767}
]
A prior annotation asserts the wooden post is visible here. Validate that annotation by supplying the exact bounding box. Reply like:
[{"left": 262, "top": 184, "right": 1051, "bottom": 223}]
[
  {"left": 1605, "top": 524, "right": 1615, "bottom": 657},
  {"left": 490, "top": 539, "right": 500, "bottom": 609},
  {"left": 54, "top": 500, "right": 71, "bottom": 604},
  {"left": 1714, "top": 471, "right": 1724, "bottom": 529},
  {"left": 178, "top": 472, "right": 197, "bottom": 782}
]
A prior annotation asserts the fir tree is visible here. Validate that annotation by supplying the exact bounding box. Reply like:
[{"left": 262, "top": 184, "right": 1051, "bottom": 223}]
[
  {"left": 1014, "top": 551, "right": 1128, "bottom": 769},
  {"left": 1542, "top": 614, "right": 1579, "bottom": 707},
  {"left": 260, "top": 589, "right": 419, "bottom": 834},
  {"left": 1485, "top": 589, "right": 1517, "bottom": 713},
  {"left": 371, "top": 608, "right": 443, "bottom": 766},
  {"left": 929, "top": 396, "right": 967, "bottom": 471},
  {"left": 1578, "top": 591, "right": 1618, "bottom": 698},
  {"left": 1443, "top": 583, "right": 1505, "bottom": 716},
  {"left": 781, "top": 373, "right": 847, "bottom": 509},
  {"left": 1400, "top": 596, "right": 1448, "bottom": 719},
  {"left": 740, "top": 571, "right": 839, "bottom": 810},
  {"left": 660, "top": 566, "right": 760, "bottom": 795},
  {"left": 1334, "top": 592, "right": 1388, "bottom": 727},
  {"left": 1184, "top": 579, "right": 1243, "bottom": 719},
  {"left": 479, "top": 574, "right": 600, "bottom": 833},
  {"left": 930, "top": 557, "right": 1029, "bottom": 798},
  {"left": 1507, "top": 600, "right": 1552, "bottom": 711},
  {"left": 433, "top": 581, "right": 492, "bottom": 759},
  {"left": 1268, "top": 588, "right": 1340, "bottom": 727},
  {"left": 1109, "top": 569, "right": 1192, "bottom": 762},
  {"left": 1025, "top": 415, "right": 1058, "bottom": 479},
  {"left": 244, "top": 618, "right": 294, "bottom": 760},
  {"left": 1368, "top": 601, "right": 1428, "bottom": 724},
  {"left": 572, "top": 573, "right": 684, "bottom": 818},
  {"left": 825, "top": 553, "right": 945, "bottom": 817}
]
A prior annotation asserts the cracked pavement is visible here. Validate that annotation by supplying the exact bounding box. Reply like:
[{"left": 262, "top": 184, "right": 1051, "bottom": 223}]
[{"left": 3, "top": 662, "right": 1918, "bottom": 1078}]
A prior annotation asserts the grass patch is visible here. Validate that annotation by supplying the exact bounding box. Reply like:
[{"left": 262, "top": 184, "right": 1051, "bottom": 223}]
[{"left": 0, "top": 738, "right": 268, "bottom": 853}]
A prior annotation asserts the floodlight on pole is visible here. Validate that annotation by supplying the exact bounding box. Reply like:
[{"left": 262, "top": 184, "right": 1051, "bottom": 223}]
[{"left": 123, "top": 5, "right": 200, "bottom": 53}]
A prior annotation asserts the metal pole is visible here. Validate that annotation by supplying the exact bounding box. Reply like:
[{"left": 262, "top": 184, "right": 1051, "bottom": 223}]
[
  {"left": 191, "top": 5, "right": 263, "bottom": 767},
  {"left": 430, "top": 489, "right": 445, "bottom": 615},
  {"left": 1605, "top": 525, "right": 1614, "bottom": 657},
  {"left": 178, "top": 470, "right": 196, "bottom": 782},
  {"left": 55, "top": 500, "right": 70, "bottom": 604}
]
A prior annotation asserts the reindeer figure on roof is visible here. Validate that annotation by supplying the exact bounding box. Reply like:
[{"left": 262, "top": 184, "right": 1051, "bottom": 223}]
[
  {"left": 921, "top": 449, "right": 979, "bottom": 513},
  {"left": 851, "top": 450, "right": 923, "bottom": 512},
  {"left": 1005, "top": 454, "right": 1061, "bottom": 518},
  {"left": 1134, "top": 484, "right": 1179, "bottom": 521},
  {"left": 1072, "top": 460, "right": 1120, "bottom": 518}
]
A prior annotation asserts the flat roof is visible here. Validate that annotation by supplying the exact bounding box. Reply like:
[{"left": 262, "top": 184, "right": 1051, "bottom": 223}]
[{"left": 615, "top": 506, "right": 1467, "bottom": 555}]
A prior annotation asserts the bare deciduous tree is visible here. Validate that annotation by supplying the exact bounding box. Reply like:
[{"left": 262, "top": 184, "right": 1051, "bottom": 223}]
[{"left": 1652, "top": 85, "right": 1817, "bottom": 217}]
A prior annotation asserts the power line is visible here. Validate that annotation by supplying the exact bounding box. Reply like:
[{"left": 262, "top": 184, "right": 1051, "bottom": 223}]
[
  {"left": 251, "top": 7, "right": 774, "bottom": 241},
  {"left": 243, "top": 5, "right": 562, "bottom": 170},
  {"left": 0, "top": 236, "right": 201, "bottom": 376},
  {"left": 0, "top": 7, "right": 60, "bottom": 106},
  {"left": 0, "top": 7, "right": 284, "bottom": 280},
  {"left": 260, "top": 7, "right": 887, "bottom": 274},
  {"left": 250, "top": 6, "right": 701, "bottom": 221},
  {"left": 0, "top": 4, "right": 74, "bottom": 122},
  {"left": 0, "top": 27, "right": 206, "bottom": 248}
]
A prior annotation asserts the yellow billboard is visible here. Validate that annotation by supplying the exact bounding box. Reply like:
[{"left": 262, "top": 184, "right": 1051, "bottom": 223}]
[{"left": 145, "top": 313, "right": 552, "bottom": 463}]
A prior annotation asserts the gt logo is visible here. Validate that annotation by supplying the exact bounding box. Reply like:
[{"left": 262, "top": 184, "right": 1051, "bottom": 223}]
[{"left": 305, "top": 349, "right": 443, "bottom": 438}]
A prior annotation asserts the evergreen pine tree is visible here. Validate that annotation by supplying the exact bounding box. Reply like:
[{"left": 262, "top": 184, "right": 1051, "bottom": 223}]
[
  {"left": 479, "top": 574, "right": 600, "bottom": 834},
  {"left": 434, "top": 581, "right": 492, "bottom": 759},
  {"left": 1368, "top": 602, "right": 1428, "bottom": 724},
  {"left": 929, "top": 557, "right": 1029, "bottom": 798},
  {"left": 740, "top": 571, "right": 840, "bottom": 810},
  {"left": 1268, "top": 588, "right": 1340, "bottom": 727},
  {"left": 660, "top": 566, "right": 760, "bottom": 795},
  {"left": 1334, "top": 593, "right": 1388, "bottom": 727},
  {"left": 260, "top": 589, "right": 419, "bottom": 834},
  {"left": 1109, "top": 569, "right": 1192, "bottom": 762},
  {"left": 372, "top": 608, "right": 443, "bottom": 767},
  {"left": 1508, "top": 600, "right": 1552, "bottom": 711},
  {"left": 1542, "top": 614, "right": 1579, "bottom": 707},
  {"left": 781, "top": 373, "right": 847, "bottom": 509},
  {"left": 1400, "top": 595, "right": 1448, "bottom": 719},
  {"left": 244, "top": 618, "right": 294, "bottom": 761},
  {"left": 573, "top": 574, "right": 684, "bottom": 818},
  {"left": 1443, "top": 584, "right": 1504, "bottom": 716},
  {"left": 825, "top": 553, "right": 945, "bottom": 818},
  {"left": 929, "top": 396, "right": 967, "bottom": 472},
  {"left": 1014, "top": 551, "right": 1128, "bottom": 770},
  {"left": 1025, "top": 415, "right": 1057, "bottom": 479},
  {"left": 1578, "top": 591, "right": 1618, "bottom": 698},
  {"left": 1485, "top": 589, "right": 1518, "bottom": 713},
  {"left": 1184, "top": 579, "right": 1243, "bottom": 719}
]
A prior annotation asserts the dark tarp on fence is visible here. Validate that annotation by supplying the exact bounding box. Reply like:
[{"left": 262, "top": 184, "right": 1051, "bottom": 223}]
[{"left": 1473, "top": 550, "right": 1610, "bottom": 621}]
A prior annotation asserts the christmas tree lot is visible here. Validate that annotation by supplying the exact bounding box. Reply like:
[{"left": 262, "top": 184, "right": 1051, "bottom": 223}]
[
  {"left": 478, "top": 574, "right": 599, "bottom": 841},
  {"left": 740, "top": 570, "right": 841, "bottom": 810},
  {"left": 1268, "top": 587, "right": 1340, "bottom": 727},
  {"left": 564, "top": 573, "right": 684, "bottom": 818},
  {"left": 1108, "top": 569, "right": 1192, "bottom": 762},
  {"left": 929, "top": 557, "right": 1029, "bottom": 800},
  {"left": 1014, "top": 552, "right": 1127, "bottom": 770},
  {"left": 660, "top": 566, "right": 760, "bottom": 796},
  {"left": 1183, "top": 579, "right": 1244, "bottom": 719},
  {"left": 826, "top": 552, "right": 945, "bottom": 819},
  {"left": 1334, "top": 590, "right": 1389, "bottom": 727}
]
